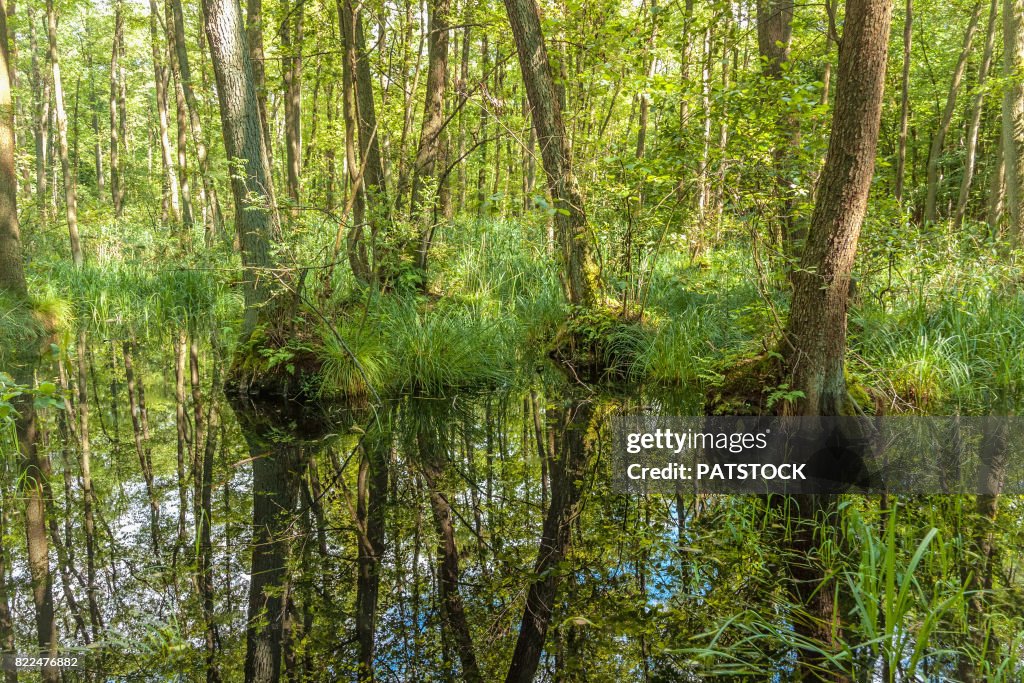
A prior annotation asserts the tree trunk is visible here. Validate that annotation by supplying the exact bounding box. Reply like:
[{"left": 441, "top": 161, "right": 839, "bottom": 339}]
[
  {"left": 505, "top": 397, "right": 593, "bottom": 683},
  {"left": 280, "top": 0, "right": 303, "bottom": 211},
  {"left": 203, "top": 0, "right": 282, "bottom": 338},
  {"left": 895, "top": 0, "right": 912, "bottom": 204},
  {"left": 150, "top": 0, "right": 181, "bottom": 224},
  {"left": 169, "top": 0, "right": 224, "bottom": 243},
  {"left": 75, "top": 331, "right": 102, "bottom": 638},
  {"left": 45, "top": 0, "right": 81, "bottom": 266},
  {"left": 411, "top": 0, "right": 451, "bottom": 274},
  {"left": 28, "top": 4, "right": 49, "bottom": 222},
  {"left": 756, "top": 0, "right": 797, "bottom": 246},
  {"left": 1002, "top": 0, "right": 1024, "bottom": 242},
  {"left": 954, "top": 0, "right": 999, "bottom": 228},
  {"left": 124, "top": 340, "right": 161, "bottom": 553},
  {"left": 782, "top": 3, "right": 892, "bottom": 681},
  {"left": 923, "top": 1, "right": 982, "bottom": 223},
  {"left": 198, "top": 337, "right": 222, "bottom": 683},
  {"left": 109, "top": 0, "right": 125, "bottom": 216},
  {"left": 246, "top": 0, "right": 272, "bottom": 156},
  {"left": 785, "top": 0, "right": 892, "bottom": 417},
  {"left": 504, "top": 0, "right": 602, "bottom": 308},
  {"left": 243, "top": 443, "right": 305, "bottom": 683},
  {"left": 166, "top": 1, "right": 195, "bottom": 233},
  {"left": 354, "top": 423, "right": 389, "bottom": 681},
  {"left": 416, "top": 415, "right": 482, "bottom": 683},
  {"left": 0, "top": 0, "right": 25, "bottom": 297}
]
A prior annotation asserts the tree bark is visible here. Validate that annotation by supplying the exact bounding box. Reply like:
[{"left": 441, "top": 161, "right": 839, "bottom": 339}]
[
  {"left": 28, "top": 4, "right": 49, "bottom": 222},
  {"left": 246, "top": 0, "right": 272, "bottom": 156},
  {"left": 1002, "top": 0, "right": 1024, "bottom": 242},
  {"left": 782, "top": 4, "right": 892, "bottom": 681},
  {"left": 45, "top": 0, "right": 81, "bottom": 266},
  {"left": 203, "top": 0, "right": 282, "bottom": 338},
  {"left": 504, "top": 0, "right": 602, "bottom": 308},
  {"left": 411, "top": 0, "right": 451, "bottom": 273},
  {"left": 924, "top": 1, "right": 982, "bottom": 223},
  {"left": 0, "top": 0, "right": 25, "bottom": 297}
]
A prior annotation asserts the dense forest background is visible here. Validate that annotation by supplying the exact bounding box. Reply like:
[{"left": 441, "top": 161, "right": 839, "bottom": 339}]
[{"left": 0, "top": 0, "right": 1023, "bottom": 679}]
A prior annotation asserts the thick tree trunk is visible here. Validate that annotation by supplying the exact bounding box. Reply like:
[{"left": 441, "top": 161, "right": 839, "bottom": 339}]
[
  {"left": 954, "top": 0, "right": 999, "bottom": 228},
  {"left": 203, "top": 0, "right": 282, "bottom": 338},
  {"left": 505, "top": 398, "right": 593, "bottom": 683},
  {"left": 785, "top": 0, "right": 892, "bottom": 417},
  {"left": 45, "top": 0, "right": 81, "bottom": 266},
  {"left": 244, "top": 443, "right": 305, "bottom": 683},
  {"left": 411, "top": 0, "right": 451, "bottom": 273},
  {"left": 0, "top": 1, "right": 25, "bottom": 297},
  {"left": 923, "top": 1, "right": 982, "bottom": 223},
  {"left": 337, "top": 0, "right": 388, "bottom": 283},
  {"left": 504, "top": 0, "right": 602, "bottom": 308},
  {"left": 1002, "top": 0, "right": 1024, "bottom": 242},
  {"left": 782, "top": 3, "right": 892, "bottom": 681}
]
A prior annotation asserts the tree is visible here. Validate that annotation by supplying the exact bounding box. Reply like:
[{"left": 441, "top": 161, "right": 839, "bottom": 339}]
[
  {"left": 203, "top": 0, "right": 282, "bottom": 339},
  {"left": 923, "top": 1, "right": 983, "bottom": 223},
  {"left": 411, "top": 0, "right": 452, "bottom": 275},
  {"left": 504, "top": 0, "right": 602, "bottom": 308},
  {"left": 45, "top": 0, "right": 82, "bottom": 266},
  {"left": 1003, "top": 0, "right": 1024, "bottom": 242},
  {"left": 784, "top": 0, "right": 893, "bottom": 417}
]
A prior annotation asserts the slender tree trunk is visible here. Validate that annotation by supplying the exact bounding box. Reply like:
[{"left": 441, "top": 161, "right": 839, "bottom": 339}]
[
  {"left": 280, "top": 0, "right": 303, "bottom": 212},
  {"left": 124, "top": 341, "right": 161, "bottom": 553},
  {"left": 504, "top": 0, "right": 602, "bottom": 308},
  {"left": 198, "top": 336, "right": 222, "bottom": 683},
  {"left": 457, "top": 24, "right": 470, "bottom": 211},
  {"left": 924, "top": 1, "right": 982, "bottom": 223},
  {"left": 203, "top": 0, "right": 282, "bottom": 339},
  {"left": 166, "top": 2, "right": 195, "bottom": 233},
  {"left": 45, "top": 0, "right": 81, "bottom": 266},
  {"left": 109, "top": 0, "right": 125, "bottom": 215},
  {"left": 0, "top": 499, "right": 15, "bottom": 683},
  {"left": 89, "top": 58, "right": 103, "bottom": 195},
  {"left": 150, "top": 0, "right": 181, "bottom": 224},
  {"left": 75, "top": 331, "right": 101, "bottom": 639},
  {"left": 169, "top": 0, "right": 223, "bottom": 242},
  {"left": 954, "top": 0, "right": 999, "bottom": 228},
  {"left": 1002, "top": 0, "right": 1024, "bottom": 242},
  {"left": 411, "top": 0, "right": 451, "bottom": 273},
  {"left": 895, "top": 0, "right": 912, "bottom": 204},
  {"left": 28, "top": 5, "right": 49, "bottom": 221},
  {"left": 174, "top": 331, "right": 190, "bottom": 546},
  {"left": 354, "top": 424, "right": 389, "bottom": 681}
]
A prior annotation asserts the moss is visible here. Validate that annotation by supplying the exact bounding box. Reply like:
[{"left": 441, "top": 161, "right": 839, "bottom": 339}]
[{"left": 706, "top": 351, "right": 786, "bottom": 416}]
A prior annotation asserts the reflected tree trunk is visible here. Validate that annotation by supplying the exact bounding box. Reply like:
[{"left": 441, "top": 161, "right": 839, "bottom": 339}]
[{"left": 505, "top": 396, "right": 594, "bottom": 683}]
